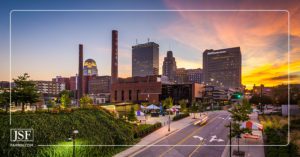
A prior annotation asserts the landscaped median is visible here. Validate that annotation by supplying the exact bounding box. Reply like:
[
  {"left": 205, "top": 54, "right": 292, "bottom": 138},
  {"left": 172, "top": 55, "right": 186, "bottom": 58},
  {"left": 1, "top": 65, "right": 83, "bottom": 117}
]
[{"left": 0, "top": 107, "right": 162, "bottom": 157}]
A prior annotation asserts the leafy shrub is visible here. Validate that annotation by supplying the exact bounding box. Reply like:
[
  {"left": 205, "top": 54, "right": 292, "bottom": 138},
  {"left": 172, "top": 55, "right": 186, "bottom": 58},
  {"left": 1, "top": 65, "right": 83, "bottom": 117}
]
[
  {"left": 0, "top": 108, "right": 136, "bottom": 157},
  {"left": 262, "top": 116, "right": 299, "bottom": 157},
  {"left": 134, "top": 122, "right": 162, "bottom": 138},
  {"left": 172, "top": 113, "right": 190, "bottom": 121}
]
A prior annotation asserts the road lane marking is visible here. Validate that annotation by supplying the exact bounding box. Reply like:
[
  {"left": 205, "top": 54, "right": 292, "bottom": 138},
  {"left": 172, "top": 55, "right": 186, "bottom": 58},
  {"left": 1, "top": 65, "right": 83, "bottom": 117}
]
[
  {"left": 193, "top": 136, "right": 204, "bottom": 141},
  {"left": 130, "top": 114, "right": 217, "bottom": 157},
  {"left": 209, "top": 135, "right": 224, "bottom": 143},
  {"left": 158, "top": 114, "right": 221, "bottom": 157},
  {"left": 188, "top": 140, "right": 205, "bottom": 157}
]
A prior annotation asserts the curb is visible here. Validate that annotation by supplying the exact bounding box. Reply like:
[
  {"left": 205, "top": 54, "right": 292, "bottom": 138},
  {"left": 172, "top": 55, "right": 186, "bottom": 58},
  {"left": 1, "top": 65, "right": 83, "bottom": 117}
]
[{"left": 221, "top": 140, "right": 230, "bottom": 157}]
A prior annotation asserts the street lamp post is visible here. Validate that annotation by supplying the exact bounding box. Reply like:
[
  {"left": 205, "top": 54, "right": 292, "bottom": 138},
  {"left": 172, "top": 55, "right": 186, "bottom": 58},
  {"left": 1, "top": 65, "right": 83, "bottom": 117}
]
[
  {"left": 229, "top": 121, "right": 232, "bottom": 157},
  {"left": 168, "top": 111, "right": 171, "bottom": 132},
  {"left": 72, "top": 130, "right": 79, "bottom": 157}
]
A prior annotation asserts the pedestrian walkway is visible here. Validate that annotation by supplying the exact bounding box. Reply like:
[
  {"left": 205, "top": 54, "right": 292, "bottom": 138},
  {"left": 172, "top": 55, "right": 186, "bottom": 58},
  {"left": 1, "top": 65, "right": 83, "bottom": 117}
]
[
  {"left": 114, "top": 113, "right": 208, "bottom": 157},
  {"left": 221, "top": 112, "right": 265, "bottom": 157}
]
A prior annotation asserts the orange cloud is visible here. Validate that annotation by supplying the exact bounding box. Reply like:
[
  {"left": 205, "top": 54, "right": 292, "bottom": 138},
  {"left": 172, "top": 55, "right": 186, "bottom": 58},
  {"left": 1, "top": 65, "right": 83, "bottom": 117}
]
[
  {"left": 243, "top": 60, "right": 300, "bottom": 88},
  {"left": 163, "top": 0, "right": 300, "bottom": 88}
]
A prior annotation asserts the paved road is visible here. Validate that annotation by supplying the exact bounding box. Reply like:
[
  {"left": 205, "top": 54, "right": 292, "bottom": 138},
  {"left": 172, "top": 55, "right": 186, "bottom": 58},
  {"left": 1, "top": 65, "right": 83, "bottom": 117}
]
[{"left": 133, "top": 111, "right": 231, "bottom": 157}]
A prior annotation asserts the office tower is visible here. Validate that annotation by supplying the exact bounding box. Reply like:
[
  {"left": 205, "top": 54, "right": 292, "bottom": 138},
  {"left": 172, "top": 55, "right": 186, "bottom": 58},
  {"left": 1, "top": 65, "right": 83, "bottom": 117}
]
[
  {"left": 162, "top": 51, "right": 177, "bottom": 81},
  {"left": 203, "top": 47, "right": 242, "bottom": 89},
  {"left": 132, "top": 42, "right": 159, "bottom": 77}
]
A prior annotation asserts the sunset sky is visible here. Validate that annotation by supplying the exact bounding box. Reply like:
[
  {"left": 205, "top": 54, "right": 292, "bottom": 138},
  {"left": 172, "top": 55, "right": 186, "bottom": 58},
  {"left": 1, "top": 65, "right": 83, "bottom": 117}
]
[{"left": 0, "top": 0, "right": 299, "bottom": 89}]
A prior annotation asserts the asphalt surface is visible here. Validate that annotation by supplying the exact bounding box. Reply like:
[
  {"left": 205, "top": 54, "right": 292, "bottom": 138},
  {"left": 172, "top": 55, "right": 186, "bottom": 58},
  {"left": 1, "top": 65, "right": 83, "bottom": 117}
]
[{"left": 133, "top": 111, "right": 231, "bottom": 157}]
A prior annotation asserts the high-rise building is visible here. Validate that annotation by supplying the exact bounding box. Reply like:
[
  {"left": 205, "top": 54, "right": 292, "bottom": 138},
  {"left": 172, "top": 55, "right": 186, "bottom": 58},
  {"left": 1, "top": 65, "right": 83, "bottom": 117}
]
[
  {"left": 162, "top": 51, "right": 177, "bottom": 81},
  {"left": 203, "top": 47, "right": 242, "bottom": 89},
  {"left": 83, "top": 59, "right": 98, "bottom": 76},
  {"left": 111, "top": 30, "right": 118, "bottom": 84},
  {"left": 132, "top": 42, "right": 159, "bottom": 77}
]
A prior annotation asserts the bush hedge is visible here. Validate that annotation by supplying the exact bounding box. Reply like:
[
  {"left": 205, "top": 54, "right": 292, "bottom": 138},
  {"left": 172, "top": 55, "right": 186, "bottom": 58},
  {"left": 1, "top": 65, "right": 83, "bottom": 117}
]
[
  {"left": 172, "top": 113, "right": 190, "bottom": 121},
  {"left": 261, "top": 115, "right": 300, "bottom": 157},
  {"left": 0, "top": 108, "right": 136, "bottom": 157},
  {"left": 264, "top": 127, "right": 298, "bottom": 157},
  {"left": 134, "top": 122, "right": 162, "bottom": 138}
]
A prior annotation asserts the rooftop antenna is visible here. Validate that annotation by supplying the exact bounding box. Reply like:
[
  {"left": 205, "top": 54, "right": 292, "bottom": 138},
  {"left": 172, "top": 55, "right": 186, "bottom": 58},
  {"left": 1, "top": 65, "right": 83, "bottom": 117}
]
[
  {"left": 147, "top": 38, "right": 150, "bottom": 43},
  {"left": 136, "top": 39, "right": 138, "bottom": 44}
]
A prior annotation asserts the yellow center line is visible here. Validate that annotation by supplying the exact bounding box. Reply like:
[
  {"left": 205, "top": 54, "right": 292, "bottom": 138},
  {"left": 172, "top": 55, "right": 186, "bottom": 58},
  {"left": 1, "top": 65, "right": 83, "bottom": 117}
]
[
  {"left": 188, "top": 140, "right": 205, "bottom": 157},
  {"left": 158, "top": 115, "right": 220, "bottom": 157}
]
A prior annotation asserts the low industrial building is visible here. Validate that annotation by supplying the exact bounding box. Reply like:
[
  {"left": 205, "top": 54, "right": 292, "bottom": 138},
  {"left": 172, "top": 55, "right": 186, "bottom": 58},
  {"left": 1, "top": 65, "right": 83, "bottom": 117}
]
[{"left": 111, "top": 75, "right": 204, "bottom": 106}]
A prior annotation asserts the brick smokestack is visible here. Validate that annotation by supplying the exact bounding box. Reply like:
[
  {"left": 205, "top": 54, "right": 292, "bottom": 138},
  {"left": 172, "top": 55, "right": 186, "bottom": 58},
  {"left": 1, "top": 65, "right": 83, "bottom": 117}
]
[
  {"left": 111, "top": 30, "right": 118, "bottom": 83},
  {"left": 78, "top": 44, "right": 83, "bottom": 100}
]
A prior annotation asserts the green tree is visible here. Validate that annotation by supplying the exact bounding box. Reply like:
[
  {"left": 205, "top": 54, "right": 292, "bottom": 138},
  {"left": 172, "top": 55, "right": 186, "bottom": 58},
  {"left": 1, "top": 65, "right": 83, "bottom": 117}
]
[
  {"left": 250, "top": 94, "right": 270, "bottom": 112},
  {"left": 13, "top": 73, "right": 40, "bottom": 112},
  {"left": 250, "top": 94, "right": 272, "bottom": 105},
  {"left": 61, "top": 94, "right": 71, "bottom": 109},
  {"left": 189, "top": 101, "right": 198, "bottom": 119},
  {"left": 227, "top": 100, "right": 252, "bottom": 154},
  {"left": 162, "top": 97, "right": 173, "bottom": 132},
  {"left": 47, "top": 99, "right": 56, "bottom": 111},
  {"left": 79, "top": 95, "right": 93, "bottom": 108},
  {"left": 59, "top": 90, "right": 74, "bottom": 98},
  {"left": 0, "top": 89, "right": 10, "bottom": 112},
  {"left": 127, "top": 106, "right": 137, "bottom": 121},
  {"left": 272, "top": 84, "right": 300, "bottom": 105},
  {"left": 198, "top": 101, "right": 208, "bottom": 114},
  {"left": 163, "top": 97, "right": 173, "bottom": 110},
  {"left": 178, "top": 99, "right": 188, "bottom": 113}
]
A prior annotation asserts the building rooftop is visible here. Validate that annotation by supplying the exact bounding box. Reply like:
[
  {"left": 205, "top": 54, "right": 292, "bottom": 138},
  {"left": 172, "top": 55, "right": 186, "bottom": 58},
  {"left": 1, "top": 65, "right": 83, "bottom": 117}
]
[{"left": 132, "top": 42, "right": 159, "bottom": 49}]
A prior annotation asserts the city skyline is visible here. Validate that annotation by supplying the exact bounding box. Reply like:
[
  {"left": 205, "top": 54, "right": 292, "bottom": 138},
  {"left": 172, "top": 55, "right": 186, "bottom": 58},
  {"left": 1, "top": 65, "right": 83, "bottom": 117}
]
[{"left": 0, "top": 0, "right": 299, "bottom": 90}]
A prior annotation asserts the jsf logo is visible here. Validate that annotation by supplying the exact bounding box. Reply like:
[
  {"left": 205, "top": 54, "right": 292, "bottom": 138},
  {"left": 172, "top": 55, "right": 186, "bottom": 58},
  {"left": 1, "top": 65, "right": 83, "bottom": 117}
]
[{"left": 10, "top": 129, "right": 34, "bottom": 142}]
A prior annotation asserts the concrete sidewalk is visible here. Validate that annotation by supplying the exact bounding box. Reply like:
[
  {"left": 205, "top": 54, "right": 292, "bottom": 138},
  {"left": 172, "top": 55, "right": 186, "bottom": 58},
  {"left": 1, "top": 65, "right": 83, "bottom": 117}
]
[
  {"left": 114, "top": 113, "right": 208, "bottom": 157},
  {"left": 221, "top": 112, "right": 265, "bottom": 157}
]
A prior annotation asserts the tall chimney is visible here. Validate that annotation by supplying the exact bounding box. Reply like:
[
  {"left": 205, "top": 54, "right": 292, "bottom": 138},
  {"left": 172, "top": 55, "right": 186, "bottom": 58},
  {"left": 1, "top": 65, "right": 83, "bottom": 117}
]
[
  {"left": 78, "top": 44, "right": 83, "bottom": 100},
  {"left": 111, "top": 30, "right": 118, "bottom": 83}
]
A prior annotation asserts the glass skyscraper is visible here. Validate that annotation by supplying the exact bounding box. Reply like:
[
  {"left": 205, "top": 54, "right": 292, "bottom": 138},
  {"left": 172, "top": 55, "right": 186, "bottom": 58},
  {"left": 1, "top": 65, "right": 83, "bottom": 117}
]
[
  {"left": 203, "top": 47, "right": 242, "bottom": 89},
  {"left": 132, "top": 42, "right": 159, "bottom": 77}
]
